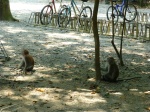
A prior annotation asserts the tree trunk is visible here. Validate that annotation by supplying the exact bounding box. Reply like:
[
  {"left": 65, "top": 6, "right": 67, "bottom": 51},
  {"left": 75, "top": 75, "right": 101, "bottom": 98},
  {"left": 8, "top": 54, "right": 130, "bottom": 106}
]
[
  {"left": 0, "top": 0, "right": 17, "bottom": 21},
  {"left": 92, "top": 0, "right": 101, "bottom": 81},
  {"left": 111, "top": 0, "right": 124, "bottom": 66}
]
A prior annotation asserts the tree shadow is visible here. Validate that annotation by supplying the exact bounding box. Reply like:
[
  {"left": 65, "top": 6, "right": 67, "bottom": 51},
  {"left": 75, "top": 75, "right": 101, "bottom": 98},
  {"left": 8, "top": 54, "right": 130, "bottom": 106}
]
[{"left": 0, "top": 17, "right": 150, "bottom": 111}]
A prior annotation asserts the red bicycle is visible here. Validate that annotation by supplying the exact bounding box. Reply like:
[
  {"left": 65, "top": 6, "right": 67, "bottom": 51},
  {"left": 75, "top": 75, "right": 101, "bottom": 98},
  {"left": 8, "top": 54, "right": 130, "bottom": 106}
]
[{"left": 40, "top": 0, "right": 66, "bottom": 25}]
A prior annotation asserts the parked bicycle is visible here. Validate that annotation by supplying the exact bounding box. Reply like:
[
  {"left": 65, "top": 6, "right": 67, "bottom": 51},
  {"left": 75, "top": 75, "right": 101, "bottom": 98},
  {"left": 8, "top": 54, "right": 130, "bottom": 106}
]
[
  {"left": 40, "top": 0, "right": 66, "bottom": 25},
  {"left": 106, "top": 0, "right": 137, "bottom": 24},
  {"left": 57, "top": 0, "right": 92, "bottom": 27}
]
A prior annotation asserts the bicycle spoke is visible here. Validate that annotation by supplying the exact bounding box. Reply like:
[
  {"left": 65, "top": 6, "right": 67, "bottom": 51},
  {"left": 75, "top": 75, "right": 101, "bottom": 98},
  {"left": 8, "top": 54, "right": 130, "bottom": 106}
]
[
  {"left": 40, "top": 5, "right": 53, "bottom": 25},
  {"left": 79, "top": 6, "right": 92, "bottom": 26},
  {"left": 58, "top": 8, "right": 71, "bottom": 27},
  {"left": 106, "top": 6, "right": 118, "bottom": 24},
  {"left": 124, "top": 4, "right": 137, "bottom": 22}
]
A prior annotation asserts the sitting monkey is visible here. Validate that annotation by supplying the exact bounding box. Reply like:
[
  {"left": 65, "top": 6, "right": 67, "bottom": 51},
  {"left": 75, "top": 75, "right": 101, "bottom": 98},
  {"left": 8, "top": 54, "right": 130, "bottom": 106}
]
[
  {"left": 18, "top": 49, "right": 34, "bottom": 74},
  {"left": 101, "top": 57, "right": 119, "bottom": 82}
]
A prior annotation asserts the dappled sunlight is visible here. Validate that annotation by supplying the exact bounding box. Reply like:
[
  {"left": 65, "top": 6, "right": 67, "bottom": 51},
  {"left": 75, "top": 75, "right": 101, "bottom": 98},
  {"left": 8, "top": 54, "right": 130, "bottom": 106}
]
[
  {"left": 10, "top": 95, "right": 23, "bottom": 101},
  {"left": 144, "top": 91, "right": 150, "bottom": 95},
  {"left": 3, "top": 26, "right": 28, "bottom": 34},
  {"left": 131, "top": 61, "right": 146, "bottom": 65},
  {"left": 25, "top": 89, "right": 49, "bottom": 100},
  {"left": 60, "top": 41, "right": 79, "bottom": 46},
  {"left": 123, "top": 49, "right": 145, "bottom": 56},
  {"left": 42, "top": 41, "right": 80, "bottom": 49},
  {"left": 129, "top": 88, "right": 139, "bottom": 92},
  {"left": 14, "top": 75, "right": 37, "bottom": 82},
  {"left": 71, "top": 89, "right": 107, "bottom": 103},
  {"left": 0, "top": 2, "right": 149, "bottom": 110},
  {"left": 76, "top": 88, "right": 92, "bottom": 92},
  {"left": 110, "top": 92, "right": 123, "bottom": 96},
  {"left": 77, "top": 95, "right": 106, "bottom": 104},
  {"left": 0, "top": 89, "right": 15, "bottom": 97},
  {"left": 129, "top": 88, "right": 147, "bottom": 96},
  {"left": 35, "top": 66, "right": 52, "bottom": 72},
  {"left": 45, "top": 32, "right": 81, "bottom": 39}
]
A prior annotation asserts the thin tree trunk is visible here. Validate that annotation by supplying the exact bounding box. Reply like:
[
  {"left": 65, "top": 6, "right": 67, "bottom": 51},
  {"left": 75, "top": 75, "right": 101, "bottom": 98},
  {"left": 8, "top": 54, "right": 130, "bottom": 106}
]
[
  {"left": 92, "top": 0, "right": 101, "bottom": 81},
  {"left": 111, "top": 0, "right": 120, "bottom": 60},
  {"left": 111, "top": 0, "right": 124, "bottom": 66},
  {"left": 119, "top": 0, "right": 129, "bottom": 66}
]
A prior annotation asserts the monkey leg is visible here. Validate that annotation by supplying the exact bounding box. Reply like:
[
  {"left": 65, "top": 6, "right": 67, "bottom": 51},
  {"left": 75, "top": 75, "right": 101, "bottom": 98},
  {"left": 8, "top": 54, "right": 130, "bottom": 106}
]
[
  {"left": 101, "top": 74, "right": 117, "bottom": 82},
  {"left": 26, "top": 66, "right": 33, "bottom": 72}
]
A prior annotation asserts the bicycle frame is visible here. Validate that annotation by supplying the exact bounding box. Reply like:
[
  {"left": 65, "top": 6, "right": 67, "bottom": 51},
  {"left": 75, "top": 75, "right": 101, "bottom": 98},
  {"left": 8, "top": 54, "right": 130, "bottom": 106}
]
[
  {"left": 57, "top": 0, "right": 92, "bottom": 27},
  {"left": 107, "top": 0, "right": 137, "bottom": 24},
  {"left": 67, "top": 0, "right": 84, "bottom": 17},
  {"left": 50, "top": 0, "right": 57, "bottom": 13},
  {"left": 115, "top": 0, "right": 125, "bottom": 14},
  {"left": 49, "top": 0, "right": 63, "bottom": 13}
]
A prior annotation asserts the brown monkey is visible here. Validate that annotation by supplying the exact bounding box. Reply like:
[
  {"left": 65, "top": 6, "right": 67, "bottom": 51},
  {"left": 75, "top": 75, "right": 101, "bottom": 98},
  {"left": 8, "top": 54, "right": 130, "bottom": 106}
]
[
  {"left": 101, "top": 57, "right": 119, "bottom": 82},
  {"left": 18, "top": 49, "right": 34, "bottom": 74}
]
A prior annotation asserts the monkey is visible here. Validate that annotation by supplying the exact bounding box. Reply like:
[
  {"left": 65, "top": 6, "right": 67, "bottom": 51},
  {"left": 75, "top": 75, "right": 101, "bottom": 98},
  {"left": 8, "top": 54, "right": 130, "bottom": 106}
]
[
  {"left": 18, "top": 49, "right": 34, "bottom": 74},
  {"left": 101, "top": 57, "right": 141, "bottom": 82},
  {"left": 101, "top": 57, "right": 119, "bottom": 82}
]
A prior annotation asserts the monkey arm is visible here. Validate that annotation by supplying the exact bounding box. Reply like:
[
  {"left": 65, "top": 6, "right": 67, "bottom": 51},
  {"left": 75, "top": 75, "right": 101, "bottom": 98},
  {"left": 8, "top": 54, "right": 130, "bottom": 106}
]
[
  {"left": 101, "top": 62, "right": 109, "bottom": 71},
  {"left": 18, "top": 60, "right": 25, "bottom": 69},
  {"left": 101, "top": 66, "right": 108, "bottom": 71}
]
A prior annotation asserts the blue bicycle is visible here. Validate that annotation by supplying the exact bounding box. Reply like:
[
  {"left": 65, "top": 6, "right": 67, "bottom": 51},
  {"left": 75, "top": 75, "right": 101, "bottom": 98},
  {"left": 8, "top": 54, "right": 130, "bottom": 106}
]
[
  {"left": 107, "top": 0, "right": 137, "bottom": 24},
  {"left": 57, "top": 0, "right": 92, "bottom": 27}
]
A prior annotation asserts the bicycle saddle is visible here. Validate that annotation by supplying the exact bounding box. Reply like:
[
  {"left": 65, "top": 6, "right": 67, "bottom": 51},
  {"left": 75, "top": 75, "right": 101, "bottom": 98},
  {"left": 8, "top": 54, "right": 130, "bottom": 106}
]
[
  {"left": 81, "top": 0, "right": 88, "bottom": 2},
  {"left": 112, "top": 0, "right": 117, "bottom": 2}
]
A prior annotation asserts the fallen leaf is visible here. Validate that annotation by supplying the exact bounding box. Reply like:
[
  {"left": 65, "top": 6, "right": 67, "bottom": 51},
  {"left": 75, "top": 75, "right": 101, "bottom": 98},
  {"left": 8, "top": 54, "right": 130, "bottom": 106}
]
[
  {"left": 91, "top": 91, "right": 96, "bottom": 94},
  {"left": 146, "top": 107, "right": 150, "bottom": 111},
  {"left": 33, "top": 101, "right": 37, "bottom": 104},
  {"left": 0, "top": 104, "right": 5, "bottom": 107},
  {"left": 36, "top": 88, "right": 45, "bottom": 92}
]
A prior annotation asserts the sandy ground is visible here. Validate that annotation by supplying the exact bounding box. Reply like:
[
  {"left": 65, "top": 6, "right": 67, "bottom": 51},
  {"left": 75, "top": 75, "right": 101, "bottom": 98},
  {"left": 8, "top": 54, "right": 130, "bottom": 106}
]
[{"left": 0, "top": 1, "right": 150, "bottom": 112}]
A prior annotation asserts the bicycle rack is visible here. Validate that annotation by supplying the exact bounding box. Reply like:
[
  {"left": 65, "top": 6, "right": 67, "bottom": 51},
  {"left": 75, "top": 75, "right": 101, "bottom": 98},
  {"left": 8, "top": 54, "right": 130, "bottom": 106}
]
[
  {"left": 28, "top": 12, "right": 41, "bottom": 24},
  {"left": 0, "top": 40, "right": 10, "bottom": 62},
  {"left": 70, "top": 17, "right": 78, "bottom": 30},
  {"left": 51, "top": 14, "right": 59, "bottom": 27},
  {"left": 144, "top": 23, "right": 150, "bottom": 41},
  {"left": 78, "top": 18, "right": 85, "bottom": 32},
  {"left": 83, "top": 18, "right": 93, "bottom": 33}
]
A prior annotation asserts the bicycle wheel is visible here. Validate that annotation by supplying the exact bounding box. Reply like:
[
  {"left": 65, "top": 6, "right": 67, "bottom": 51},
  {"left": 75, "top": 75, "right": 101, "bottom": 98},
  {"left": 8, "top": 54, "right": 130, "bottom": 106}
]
[
  {"left": 106, "top": 6, "right": 118, "bottom": 24},
  {"left": 79, "top": 6, "right": 92, "bottom": 25},
  {"left": 58, "top": 5, "right": 67, "bottom": 13},
  {"left": 58, "top": 7, "right": 71, "bottom": 27},
  {"left": 123, "top": 4, "right": 137, "bottom": 22},
  {"left": 40, "top": 5, "right": 53, "bottom": 25}
]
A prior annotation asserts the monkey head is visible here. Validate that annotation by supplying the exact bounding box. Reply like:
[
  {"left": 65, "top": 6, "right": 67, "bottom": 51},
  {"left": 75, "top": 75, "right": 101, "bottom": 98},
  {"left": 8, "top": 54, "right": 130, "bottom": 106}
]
[
  {"left": 22, "top": 49, "right": 29, "bottom": 56},
  {"left": 107, "top": 57, "right": 115, "bottom": 65}
]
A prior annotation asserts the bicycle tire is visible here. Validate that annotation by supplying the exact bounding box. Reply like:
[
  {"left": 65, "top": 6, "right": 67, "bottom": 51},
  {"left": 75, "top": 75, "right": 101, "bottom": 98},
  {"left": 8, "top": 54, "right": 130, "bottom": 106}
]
[
  {"left": 106, "top": 6, "right": 119, "bottom": 24},
  {"left": 58, "top": 7, "right": 71, "bottom": 27},
  {"left": 58, "top": 5, "right": 67, "bottom": 13},
  {"left": 123, "top": 4, "right": 137, "bottom": 22},
  {"left": 79, "top": 6, "right": 92, "bottom": 26},
  {"left": 40, "top": 5, "right": 53, "bottom": 25}
]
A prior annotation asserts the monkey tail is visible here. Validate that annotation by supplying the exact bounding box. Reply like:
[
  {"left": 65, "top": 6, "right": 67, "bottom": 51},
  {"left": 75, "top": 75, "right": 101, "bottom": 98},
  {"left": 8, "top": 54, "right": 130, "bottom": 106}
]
[{"left": 117, "top": 76, "right": 141, "bottom": 82}]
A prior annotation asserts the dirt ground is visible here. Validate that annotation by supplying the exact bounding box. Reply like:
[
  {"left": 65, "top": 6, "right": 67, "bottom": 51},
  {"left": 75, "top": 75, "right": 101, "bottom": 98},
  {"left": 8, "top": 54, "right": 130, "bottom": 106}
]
[{"left": 0, "top": 1, "right": 150, "bottom": 112}]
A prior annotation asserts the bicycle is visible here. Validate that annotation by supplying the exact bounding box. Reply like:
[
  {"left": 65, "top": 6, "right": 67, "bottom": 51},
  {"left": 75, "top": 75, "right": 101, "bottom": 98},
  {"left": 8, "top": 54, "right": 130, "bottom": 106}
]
[
  {"left": 57, "top": 0, "right": 92, "bottom": 27},
  {"left": 106, "top": 0, "right": 137, "bottom": 24},
  {"left": 40, "top": 0, "right": 66, "bottom": 25}
]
